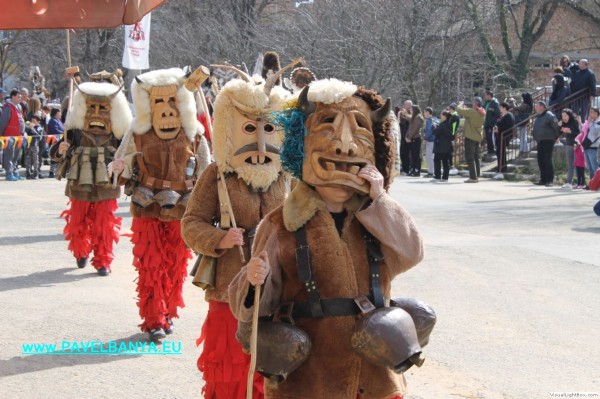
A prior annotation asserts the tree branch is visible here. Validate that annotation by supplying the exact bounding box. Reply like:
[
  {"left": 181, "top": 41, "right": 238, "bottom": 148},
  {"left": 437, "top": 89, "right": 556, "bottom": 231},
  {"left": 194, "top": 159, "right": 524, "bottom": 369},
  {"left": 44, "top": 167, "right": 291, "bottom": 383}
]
[{"left": 497, "top": 0, "right": 513, "bottom": 61}]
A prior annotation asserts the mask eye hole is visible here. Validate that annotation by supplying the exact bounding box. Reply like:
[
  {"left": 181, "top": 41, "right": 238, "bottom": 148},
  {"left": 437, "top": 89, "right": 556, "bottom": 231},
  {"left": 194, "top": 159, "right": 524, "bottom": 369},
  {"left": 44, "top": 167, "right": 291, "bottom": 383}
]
[
  {"left": 155, "top": 98, "right": 164, "bottom": 104},
  {"left": 243, "top": 122, "right": 257, "bottom": 134},
  {"left": 355, "top": 114, "right": 370, "bottom": 129},
  {"left": 263, "top": 123, "right": 275, "bottom": 134},
  {"left": 321, "top": 116, "right": 335, "bottom": 124}
]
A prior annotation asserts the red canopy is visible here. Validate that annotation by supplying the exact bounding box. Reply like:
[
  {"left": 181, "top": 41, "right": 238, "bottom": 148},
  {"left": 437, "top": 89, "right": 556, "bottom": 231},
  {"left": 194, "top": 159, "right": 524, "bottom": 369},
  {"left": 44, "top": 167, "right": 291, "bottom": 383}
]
[{"left": 0, "top": 0, "right": 164, "bottom": 29}]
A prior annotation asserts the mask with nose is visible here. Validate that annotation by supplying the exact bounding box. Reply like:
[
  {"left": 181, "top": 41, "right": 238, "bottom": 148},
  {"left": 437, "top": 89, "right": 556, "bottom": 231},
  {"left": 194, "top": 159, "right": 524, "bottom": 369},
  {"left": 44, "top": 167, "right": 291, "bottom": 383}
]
[
  {"left": 212, "top": 58, "right": 299, "bottom": 191},
  {"left": 279, "top": 79, "right": 394, "bottom": 195}
]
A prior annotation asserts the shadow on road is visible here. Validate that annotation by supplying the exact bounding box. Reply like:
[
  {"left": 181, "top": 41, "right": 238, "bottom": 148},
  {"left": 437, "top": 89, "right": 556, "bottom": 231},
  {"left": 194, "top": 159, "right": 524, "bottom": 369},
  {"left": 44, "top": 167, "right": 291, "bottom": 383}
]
[
  {"left": 572, "top": 226, "right": 600, "bottom": 233},
  {"left": 0, "top": 234, "right": 64, "bottom": 246},
  {"left": 0, "top": 268, "right": 98, "bottom": 293},
  {"left": 0, "top": 333, "right": 148, "bottom": 378}
]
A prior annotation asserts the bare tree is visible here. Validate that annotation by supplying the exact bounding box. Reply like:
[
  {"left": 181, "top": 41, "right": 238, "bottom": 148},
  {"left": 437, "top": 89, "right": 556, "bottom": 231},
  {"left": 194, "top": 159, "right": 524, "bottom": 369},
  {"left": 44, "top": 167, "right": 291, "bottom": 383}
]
[{"left": 464, "top": 0, "right": 561, "bottom": 87}]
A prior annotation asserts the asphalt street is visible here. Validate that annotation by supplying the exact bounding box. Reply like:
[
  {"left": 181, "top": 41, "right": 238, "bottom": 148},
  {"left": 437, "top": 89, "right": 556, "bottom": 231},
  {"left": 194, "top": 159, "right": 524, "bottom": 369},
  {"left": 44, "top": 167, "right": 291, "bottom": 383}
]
[{"left": 0, "top": 172, "right": 598, "bottom": 399}]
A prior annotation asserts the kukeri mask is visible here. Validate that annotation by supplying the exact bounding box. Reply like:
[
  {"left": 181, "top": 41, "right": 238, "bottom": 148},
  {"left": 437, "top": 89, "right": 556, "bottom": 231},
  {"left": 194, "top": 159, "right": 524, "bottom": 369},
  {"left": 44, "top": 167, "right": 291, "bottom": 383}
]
[{"left": 150, "top": 85, "right": 181, "bottom": 140}]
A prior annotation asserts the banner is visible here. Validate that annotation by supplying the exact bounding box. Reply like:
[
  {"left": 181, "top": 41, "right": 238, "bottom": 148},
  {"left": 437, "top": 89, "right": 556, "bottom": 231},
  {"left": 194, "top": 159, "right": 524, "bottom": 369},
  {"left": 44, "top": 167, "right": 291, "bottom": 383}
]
[{"left": 122, "top": 13, "right": 151, "bottom": 70}]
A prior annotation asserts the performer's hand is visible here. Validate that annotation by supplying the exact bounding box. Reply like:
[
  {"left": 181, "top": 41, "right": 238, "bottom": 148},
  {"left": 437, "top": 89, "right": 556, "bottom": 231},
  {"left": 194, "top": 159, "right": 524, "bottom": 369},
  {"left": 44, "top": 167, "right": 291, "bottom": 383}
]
[
  {"left": 247, "top": 251, "right": 270, "bottom": 286},
  {"left": 58, "top": 142, "right": 70, "bottom": 155},
  {"left": 216, "top": 227, "right": 245, "bottom": 249},
  {"left": 111, "top": 159, "right": 125, "bottom": 175},
  {"left": 358, "top": 165, "right": 385, "bottom": 200}
]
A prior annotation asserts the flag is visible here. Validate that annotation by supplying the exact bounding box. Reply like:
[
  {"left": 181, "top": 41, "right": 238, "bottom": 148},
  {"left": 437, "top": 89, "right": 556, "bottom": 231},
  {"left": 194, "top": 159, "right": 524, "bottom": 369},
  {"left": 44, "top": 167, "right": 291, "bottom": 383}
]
[{"left": 122, "top": 13, "right": 151, "bottom": 70}]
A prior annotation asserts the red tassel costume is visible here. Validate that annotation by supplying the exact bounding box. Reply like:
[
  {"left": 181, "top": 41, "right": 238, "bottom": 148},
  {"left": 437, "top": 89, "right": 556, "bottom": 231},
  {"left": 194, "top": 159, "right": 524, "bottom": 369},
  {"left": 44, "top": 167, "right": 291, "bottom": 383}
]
[
  {"left": 62, "top": 199, "right": 121, "bottom": 270},
  {"left": 180, "top": 53, "right": 293, "bottom": 398},
  {"left": 115, "top": 68, "right": 211, "bottom": 335},
  {"left": 56, "top": 80, "right": 132, "bottom": 274}
]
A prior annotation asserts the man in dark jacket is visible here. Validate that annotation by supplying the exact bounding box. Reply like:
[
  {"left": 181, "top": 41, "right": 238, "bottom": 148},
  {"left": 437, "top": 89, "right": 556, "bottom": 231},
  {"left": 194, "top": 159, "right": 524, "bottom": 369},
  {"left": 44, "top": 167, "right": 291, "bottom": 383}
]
[
  {"left": 483, "top": 90, "right": 501, "bottom": 155},
  {"left": 493, "top": 102, "right": 515, "bottom": 179},
  {"left": 570, "top": 59, "right": 597, "bottom": 121},
  {"left": 532, "top": 101, "right": 560, "bottom": 187}
]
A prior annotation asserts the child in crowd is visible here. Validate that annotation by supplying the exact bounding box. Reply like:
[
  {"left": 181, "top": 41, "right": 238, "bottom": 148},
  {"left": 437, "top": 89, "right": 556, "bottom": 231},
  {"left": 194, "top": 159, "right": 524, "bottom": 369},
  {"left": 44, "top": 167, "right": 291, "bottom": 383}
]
[
  {"left": 25, "top": 115, "right": 44, "bottom": 179},
  {"left": 573, "top": 138, "right": 586, "bottom": 189}
]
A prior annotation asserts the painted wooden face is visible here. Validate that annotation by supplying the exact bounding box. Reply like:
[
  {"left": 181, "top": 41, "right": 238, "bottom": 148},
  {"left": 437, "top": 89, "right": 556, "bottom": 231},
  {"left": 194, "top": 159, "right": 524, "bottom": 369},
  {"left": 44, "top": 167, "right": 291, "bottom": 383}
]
[
  {"left": 84, "top": 97, "right": 112, "bottom": 135},
  {"left": 229, "top": 107, "right": 282, "bottom": 172},
  {"left": 302, "top": 96, "right": 376, "bottom": 194},
  {"left": 150, "top": 85, "right": 181, "bottom": 140}
]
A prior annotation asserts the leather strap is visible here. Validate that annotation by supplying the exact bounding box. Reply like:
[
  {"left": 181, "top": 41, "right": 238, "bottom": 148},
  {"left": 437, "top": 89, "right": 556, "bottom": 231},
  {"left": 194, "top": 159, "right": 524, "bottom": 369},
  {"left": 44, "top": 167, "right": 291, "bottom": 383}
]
[
  {"left": 363, "top": 227, "right": 385, "bottom": 308},
  {"left": 287, "top": 298, "right": 359, "bottom": 322},
  {"left": 295, "top": 226, "right": 324, "bottom": 318}
]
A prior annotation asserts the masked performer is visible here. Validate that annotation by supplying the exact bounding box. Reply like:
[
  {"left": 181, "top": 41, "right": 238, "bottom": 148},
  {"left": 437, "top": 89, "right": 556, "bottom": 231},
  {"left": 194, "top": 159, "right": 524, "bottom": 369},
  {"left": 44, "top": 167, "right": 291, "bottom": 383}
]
[
  {"left": 112, "top": 67, "right": 211, "bottom": 340},
  {"left": 181, "top": 52, "right": 295, "bottom": 399},
  {"left": 229, "top": 79, "right": 430, "bottom": 399},
  {"left": 57, "top": 79, "right": 131, "bottom": 276}
]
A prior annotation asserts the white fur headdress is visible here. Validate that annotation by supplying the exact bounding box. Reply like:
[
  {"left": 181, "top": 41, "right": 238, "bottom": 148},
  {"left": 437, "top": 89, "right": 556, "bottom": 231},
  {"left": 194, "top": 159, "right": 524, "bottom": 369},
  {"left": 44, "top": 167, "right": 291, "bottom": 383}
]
[
  {"left": 64, "top": 82, "right": 132, "bottom": 139},
  {"left": 130, "top": 68, "right": 203, "bottom": 140},
  {"left": 306, "top": 78, "right": 357, "bottom": 104}
]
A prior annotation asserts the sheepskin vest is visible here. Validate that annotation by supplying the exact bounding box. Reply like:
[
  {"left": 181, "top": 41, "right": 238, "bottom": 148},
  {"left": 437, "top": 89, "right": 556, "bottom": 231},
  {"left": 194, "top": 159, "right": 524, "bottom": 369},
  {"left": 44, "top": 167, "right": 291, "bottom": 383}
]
[
  {"left": 64, "top": 129, "right": 121, "bottom": 202},
  {"left": 130, "top": 129, "right": 196, "bottom": 221},
  {"left": 263, "top": 184, "right": 406, "bottom": 399}
]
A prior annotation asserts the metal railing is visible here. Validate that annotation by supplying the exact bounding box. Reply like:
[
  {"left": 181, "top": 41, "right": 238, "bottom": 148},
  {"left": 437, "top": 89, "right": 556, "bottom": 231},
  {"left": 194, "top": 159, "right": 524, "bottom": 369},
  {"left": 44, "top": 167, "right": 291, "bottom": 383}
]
[{"left": 496, "top": 88, "right": 592, "bottom": 174}]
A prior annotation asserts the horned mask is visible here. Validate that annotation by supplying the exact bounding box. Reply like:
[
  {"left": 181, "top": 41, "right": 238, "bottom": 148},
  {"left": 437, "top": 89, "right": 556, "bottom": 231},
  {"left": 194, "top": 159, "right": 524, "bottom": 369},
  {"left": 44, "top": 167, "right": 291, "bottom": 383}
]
[
  {"left": 65, "top": 81, "right": 132, "bottom": 139},
  {"left": 212, "top": 59, "right": 297, "bottom": 191},
  {"left": 130, "top": 67, "right": 205, "bottom": 142},
  {"left": 280, "top": 79, "right": 393, "bottom": 195}
]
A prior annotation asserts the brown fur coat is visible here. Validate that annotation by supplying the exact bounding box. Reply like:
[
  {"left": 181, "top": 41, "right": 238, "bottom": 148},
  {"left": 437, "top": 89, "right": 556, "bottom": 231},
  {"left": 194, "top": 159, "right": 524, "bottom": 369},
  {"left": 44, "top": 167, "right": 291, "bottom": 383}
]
[
  {"left": 228, "top": 182, "right": 424, "bottom": 399},
  {"left": 181, "top": 162, "right": 290, "bottom": 302}
]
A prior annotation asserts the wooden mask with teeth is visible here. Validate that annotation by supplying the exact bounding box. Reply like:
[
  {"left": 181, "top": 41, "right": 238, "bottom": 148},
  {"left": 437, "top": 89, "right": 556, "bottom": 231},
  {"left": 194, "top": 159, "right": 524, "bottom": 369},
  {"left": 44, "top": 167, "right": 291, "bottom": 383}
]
[
  {"left": 75, "top": 82, "right": 125, "bottom": 136},
  {"left": 297, "top": 82, "right": 391, "bottom": 194},
  {"left": 149, "top": 85, "right": 181, "bottom": 140}
]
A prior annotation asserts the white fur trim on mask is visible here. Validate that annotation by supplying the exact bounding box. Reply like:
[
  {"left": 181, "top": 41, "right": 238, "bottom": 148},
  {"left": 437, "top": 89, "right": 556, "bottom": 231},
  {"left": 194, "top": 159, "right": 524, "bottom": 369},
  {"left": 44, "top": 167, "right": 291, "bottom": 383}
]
[
  {"left": 306, "top": 78, "right": 357, "bottom": 104},
  {"left": 64, "top": 82, "right": 132, "bottom": 139},
  {"left": 130, "top": 68, "right": 202, "bottom": 141}
]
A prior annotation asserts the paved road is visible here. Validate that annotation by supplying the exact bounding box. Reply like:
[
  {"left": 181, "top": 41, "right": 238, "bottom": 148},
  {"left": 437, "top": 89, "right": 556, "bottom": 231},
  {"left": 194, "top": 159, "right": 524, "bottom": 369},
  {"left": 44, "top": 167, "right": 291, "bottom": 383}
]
[{"left": 1, "top": 172, "right": 598, "bottom": 398}]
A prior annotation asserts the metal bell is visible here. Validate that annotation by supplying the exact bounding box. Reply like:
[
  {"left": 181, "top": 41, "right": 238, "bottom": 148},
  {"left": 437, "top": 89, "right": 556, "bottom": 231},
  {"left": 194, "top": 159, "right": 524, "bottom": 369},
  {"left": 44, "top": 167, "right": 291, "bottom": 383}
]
[
  {"left": 131, "top": 186, "right": 155, "bottom": 208},
  {"left": 94, "top": 147, "right": 109, "bottom": 185},
  {"left": 78, "top": 150, "right": 94, "bottom": 186},
  {"left": 67, "top": 152, "right": 79, "bottom": 181},
  {"left": 179, "top": 192, "right": 192, "bottom": 208},
  {"left": 154, "top": 190, "right": 181, "bottom": 209}
]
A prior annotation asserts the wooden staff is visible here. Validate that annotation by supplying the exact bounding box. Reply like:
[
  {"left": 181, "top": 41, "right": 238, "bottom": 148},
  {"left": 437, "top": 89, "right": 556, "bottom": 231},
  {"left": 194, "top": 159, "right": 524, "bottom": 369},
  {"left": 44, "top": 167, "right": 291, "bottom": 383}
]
[
  {"left": 247, "top": 282, "right": 261, "bottom": 399},
  {"left": 197, "top": 80, "right": 246, "bottom": 264}
]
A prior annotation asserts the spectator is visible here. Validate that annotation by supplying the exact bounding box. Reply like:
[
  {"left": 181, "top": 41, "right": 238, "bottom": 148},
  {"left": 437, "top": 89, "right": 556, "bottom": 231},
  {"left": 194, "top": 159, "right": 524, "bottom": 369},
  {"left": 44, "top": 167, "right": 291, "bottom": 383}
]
[
  {"left": 0, "top": 88, "right": 6, "bottom": 109},
  {"left": 457, "top": 97, "right": 486, "bottom": 183},
  {"left": 447, "top": 103, "right": 461, "bottom": 175},
  {"left": 39, "top": 105, "right": 51, "bottom": 171},
  {"left": 512, "top": 93, "right": 533, "bottom": 157},
  {"left": 0, "top": 89, "right": 25, "bottom": 181},
  {"left": 483, "top": 90, "right": 501, "bottom": 156},
  {"left": 594, "top": 200, "right": 600, "bottom": 216},
  {"left": 532, "top": 101, "right": 560, "bottom": 187},
  {"left": 47, "top": 108, "right": 64, "bottom": 178},
  {"left": 431, "top": 110, "right": 453, "bottom": 183},
  {"left": 557, "top": 108, "right": 580, "bottom": 189},
  {"left": 25, "top": 115, "right": 43, "bottom": 179},
  {"left": 574, "top": 128, "right": 587, "bottom": 189},
  {"left": 559, "top": 55, "right": 579, "bottom": 84},
  {"left": 422, "top": 107, "right": 438, "bottom": 178},
  {"left": 549, "top": 74, "right": 569, "bottom": 110},
  {"left": 406, "top": 105, "right": 424, "bottom": 176},
  {"left": 20, "top": 88, "right": 30, "bottom": 121},
  {"left": 584, "top": 107, "right": 600, "bottom": 180},
  {"left": 570, "top": 59, "right": 597, "bottom": 121},
  {"left": 493, "top": 102, "right": 515, "bottom": 180},
  {"left": 397, "top": 100, "right": 412, "bottom": 175}
]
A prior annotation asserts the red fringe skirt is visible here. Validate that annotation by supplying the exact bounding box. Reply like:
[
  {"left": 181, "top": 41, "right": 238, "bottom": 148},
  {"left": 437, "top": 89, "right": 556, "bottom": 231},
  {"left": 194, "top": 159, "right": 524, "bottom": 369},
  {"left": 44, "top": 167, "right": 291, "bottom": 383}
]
[
  {"left": 61, "top": 198, "right": 121, "bottom": 270},
  {"left": 197, "top": 301, "right": 264, "bottom": 399},
  {"left": 131, "top": 217, "right": 192, "bottom": 332}
]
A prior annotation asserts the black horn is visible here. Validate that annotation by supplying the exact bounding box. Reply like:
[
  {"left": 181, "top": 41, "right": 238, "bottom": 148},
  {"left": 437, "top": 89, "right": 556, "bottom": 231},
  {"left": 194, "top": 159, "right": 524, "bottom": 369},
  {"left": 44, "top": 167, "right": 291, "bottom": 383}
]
[
  {"left": 298, "top": 85, "right": 315, "bottom": 115},
  {"left": 371, "top": 98, "right": 391, "bottom": 123},
  {"left": 135, "top": 76, "right": 143, "bottom": 85}
]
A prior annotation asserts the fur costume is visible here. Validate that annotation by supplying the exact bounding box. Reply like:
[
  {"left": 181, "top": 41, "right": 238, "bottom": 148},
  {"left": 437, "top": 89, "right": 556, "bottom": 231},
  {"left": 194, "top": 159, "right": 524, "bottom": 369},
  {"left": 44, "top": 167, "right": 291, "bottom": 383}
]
[
  {"left": 228, "top": 80, "right": 424, "bottom": 399},
  {"left": 58, "top": 81, "right": 132, "bottom": 272},
  {"left": 181, "top": 56, "right": 295, "bottom": 398},
  {"left": 115, "top": 67, "right": 211, "bottom": 334}
]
